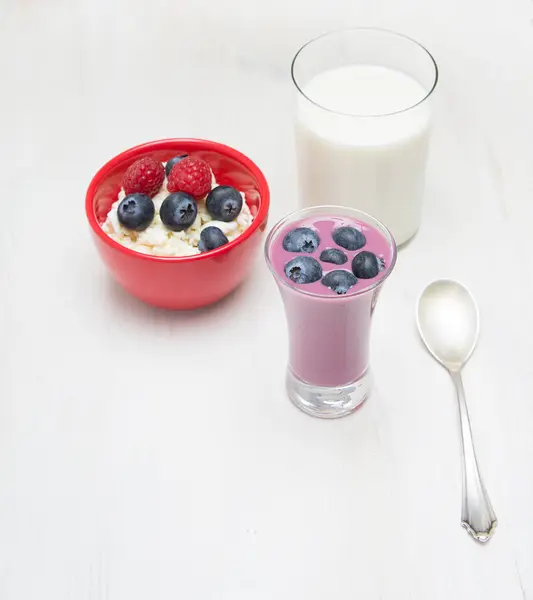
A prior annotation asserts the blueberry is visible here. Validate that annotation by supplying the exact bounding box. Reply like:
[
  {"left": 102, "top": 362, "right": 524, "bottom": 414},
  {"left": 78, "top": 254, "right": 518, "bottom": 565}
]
[
  {"left": 332, "top": 226, "right": 366, "bottom": 251},
  {"left": 117, "top": 193, "right": 155, "bottom": 231},
  {"left": 320, "top": 248, "right": 347, "bottom": 265},
  {"left": 284, "top": 256, "right": 322, "bottom": 284},
  {"left": 160, "top": 192, "right": 198, "bottom": 231},
  {"left": 282, "top": 227, "right": 320, "bottom": 253},
  {"left": 198, "top": 226, "right": 229, "bottom": 252},
  {"left": 206, "top": 186, "right": 243, "bottom": 222},
  {"left": 321, "top": 270, "right": 357, "bottom": 295},
  {"left": 165, "top": 154, "right": 188, "bottom": 177},
  {"left": 352, "top": 251, "right": 384, "bottom": 279}
]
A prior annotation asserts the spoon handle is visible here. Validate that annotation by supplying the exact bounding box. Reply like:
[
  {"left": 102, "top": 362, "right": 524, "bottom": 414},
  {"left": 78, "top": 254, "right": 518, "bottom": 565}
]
[{"left": 450, "top": 370, "right": 497, "bottom": 542}]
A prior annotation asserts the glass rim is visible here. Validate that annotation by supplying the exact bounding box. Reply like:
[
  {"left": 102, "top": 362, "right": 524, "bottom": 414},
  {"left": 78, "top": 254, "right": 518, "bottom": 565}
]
[
  {"left": 291, "top": 27, "right": 439, "bottom": 118},
  {"left": 264, "top": 205, "right": 398, "bottom": 299}
]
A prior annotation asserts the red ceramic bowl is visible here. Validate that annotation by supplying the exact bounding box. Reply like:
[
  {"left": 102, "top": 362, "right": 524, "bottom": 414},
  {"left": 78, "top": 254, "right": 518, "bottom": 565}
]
[{"left": 86, "top": 139, "right": 270, "bottom": 310}]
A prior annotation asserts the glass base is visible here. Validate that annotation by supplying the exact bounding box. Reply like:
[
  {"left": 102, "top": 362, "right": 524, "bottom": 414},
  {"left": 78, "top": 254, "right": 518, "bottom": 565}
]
[{"left": 286, "top": 369, "right": 372, "bottom": 419}]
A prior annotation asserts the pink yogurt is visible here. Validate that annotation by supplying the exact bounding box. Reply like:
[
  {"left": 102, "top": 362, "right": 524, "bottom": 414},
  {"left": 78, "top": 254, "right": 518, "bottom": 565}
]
[{"left": 267, "top": 209, "right": 396, "bottom": 388}]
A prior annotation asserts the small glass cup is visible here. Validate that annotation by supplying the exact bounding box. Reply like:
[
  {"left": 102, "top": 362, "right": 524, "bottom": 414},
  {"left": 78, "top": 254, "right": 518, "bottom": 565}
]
[
  {"left": 265, "top": 206, "right": 397, "bottom": 418},
  {"left": 292, "top": 28, "right": 438, "bottom": 246}
]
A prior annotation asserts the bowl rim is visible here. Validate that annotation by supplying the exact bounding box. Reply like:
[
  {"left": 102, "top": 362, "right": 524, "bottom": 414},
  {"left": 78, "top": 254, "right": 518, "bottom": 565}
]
[{"left": 85, "top": 138, "right": 270, "bottom": 263}]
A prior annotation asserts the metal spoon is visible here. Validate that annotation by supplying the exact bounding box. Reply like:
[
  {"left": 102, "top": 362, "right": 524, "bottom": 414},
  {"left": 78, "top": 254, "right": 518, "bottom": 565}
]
[{"left": 417, "top": 279, "right": 497, "bottom": 542}]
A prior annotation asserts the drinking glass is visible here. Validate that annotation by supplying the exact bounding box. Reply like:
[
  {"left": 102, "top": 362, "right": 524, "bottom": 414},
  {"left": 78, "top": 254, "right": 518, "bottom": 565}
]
[
  {"left": 292, "top": 28, "right": 438, "bottom": 246},
  {"left": 265, "top": 205, "right": 397, "bottom": 418}
]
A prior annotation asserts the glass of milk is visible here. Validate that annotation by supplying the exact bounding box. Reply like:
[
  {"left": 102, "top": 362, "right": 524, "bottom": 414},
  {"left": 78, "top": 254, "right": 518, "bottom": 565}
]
[{"left": 292, "top": 28, "right": 438, "bottom": 246}]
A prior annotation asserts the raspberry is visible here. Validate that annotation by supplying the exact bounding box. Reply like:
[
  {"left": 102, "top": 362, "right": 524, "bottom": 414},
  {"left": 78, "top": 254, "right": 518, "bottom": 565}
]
[
  {"left": 123, "top": 157, "right": 165, "bottom": 198},
  {"left": 167, "top": 156, "right": 212, "bottom": 199}
]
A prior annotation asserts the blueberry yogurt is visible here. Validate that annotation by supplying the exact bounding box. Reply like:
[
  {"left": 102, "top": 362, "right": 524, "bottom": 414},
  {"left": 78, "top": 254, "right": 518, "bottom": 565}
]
[{"left": 266, "top": 207, "right": 396, "bottom": 390}]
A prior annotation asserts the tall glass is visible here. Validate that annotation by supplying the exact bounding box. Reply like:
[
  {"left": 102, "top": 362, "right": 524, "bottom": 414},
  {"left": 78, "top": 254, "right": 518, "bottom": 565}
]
[
  {"left": 292, "top": 28, "right": 438, "bottom": 246},
  {"left": 265, "top": 206, "right": 397, "bottom": 418}
]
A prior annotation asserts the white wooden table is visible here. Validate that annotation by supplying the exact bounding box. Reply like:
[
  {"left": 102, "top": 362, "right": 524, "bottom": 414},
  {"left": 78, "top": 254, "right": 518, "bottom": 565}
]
[{"left": 2, "top": 0, "right": 533, "bottom": 598}]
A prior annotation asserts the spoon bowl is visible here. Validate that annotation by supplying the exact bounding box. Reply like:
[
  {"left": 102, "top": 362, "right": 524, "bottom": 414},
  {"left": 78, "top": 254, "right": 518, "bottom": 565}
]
[{"left": 417, "top": 279, "right": 479, "bottom": 371}]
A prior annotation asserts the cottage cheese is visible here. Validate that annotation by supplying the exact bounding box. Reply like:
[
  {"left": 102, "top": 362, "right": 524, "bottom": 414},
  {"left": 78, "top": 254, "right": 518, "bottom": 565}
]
[{"left": 102, "top": 172, "right": 253, "bottom": 256}]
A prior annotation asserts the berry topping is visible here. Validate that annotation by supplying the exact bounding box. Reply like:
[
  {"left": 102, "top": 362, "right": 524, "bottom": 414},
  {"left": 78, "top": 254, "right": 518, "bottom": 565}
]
[
  {"left": 117, "top": 193, "right": 155, "bottom": 231},
  {"left": 319, "top": 248, "right": 347, "bottom": 265},
  {"left": 160, "top": 192, "right": 198, "bottom": 232},
  {"left": 322, "top": 270, "right": 357, "bottom": 295},
  {"left": 122, "top": 157, "right": 165, "bottom": 198},
  {"left": 282, "top": 227, "right": 320, "bottom": 253},
  {"left": 198, "top": 226, "right": 229, "bottom": 252},
  {"left": 165, "top": 154, "right": 188, "bottom": 177},
  {"left": 284, "top": 256, "right": 322, "bottom": 284},
  {"left": 167, "top": 156, "right": 212, "bottom": 199},
  {"left": 206, "top": 185, "right": 243, "bottom": 222},
  {"left": 352, "top": 251, "right": 384, "bottom": 279},
  {"left": 332, "top": 226, "right": 366, "bottom": 251}
]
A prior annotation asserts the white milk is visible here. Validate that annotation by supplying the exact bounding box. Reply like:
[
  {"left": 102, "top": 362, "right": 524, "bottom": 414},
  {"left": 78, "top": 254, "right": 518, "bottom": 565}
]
[{"left": 295, "top": 65, "right": 432, "bottom": 245}]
